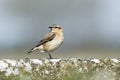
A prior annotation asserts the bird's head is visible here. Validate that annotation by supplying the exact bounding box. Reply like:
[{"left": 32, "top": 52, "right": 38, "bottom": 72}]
[{"left": 49, "top": 24, "right": 63, "bottom": 32}]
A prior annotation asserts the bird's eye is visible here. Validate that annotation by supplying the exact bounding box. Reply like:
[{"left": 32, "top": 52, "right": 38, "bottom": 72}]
[
  {"left": 55, "top": 27, "right": 57, "bottom": 28},
  {"left": 58, "top": 27, "right": 61, "bottom": 29}
]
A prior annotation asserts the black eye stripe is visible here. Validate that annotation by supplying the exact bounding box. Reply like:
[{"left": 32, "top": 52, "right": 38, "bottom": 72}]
[
  {"left": 58, "top": 27, "right": 61, "bottom": 29},
  {"left": 49, "top": 26, "right": 61, "bottom": 29}
]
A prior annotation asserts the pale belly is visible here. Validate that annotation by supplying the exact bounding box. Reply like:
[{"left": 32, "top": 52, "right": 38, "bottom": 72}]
[{"left": 44, "top": 39, "right": 63, "bottom": 52}]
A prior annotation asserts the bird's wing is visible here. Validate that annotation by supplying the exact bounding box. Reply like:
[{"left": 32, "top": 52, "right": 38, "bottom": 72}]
[{"left": 35, "top": 32, "right": 56, "bottom": 47}]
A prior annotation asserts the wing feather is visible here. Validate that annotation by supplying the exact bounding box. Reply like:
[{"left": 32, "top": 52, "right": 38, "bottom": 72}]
[{"left": 36, "top": 32, "right": 55, "bottom": 47}]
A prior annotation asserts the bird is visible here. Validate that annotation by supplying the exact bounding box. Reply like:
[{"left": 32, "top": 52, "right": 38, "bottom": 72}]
[{"left": 27, "top": 24, "right": 64, "bottom": 59}]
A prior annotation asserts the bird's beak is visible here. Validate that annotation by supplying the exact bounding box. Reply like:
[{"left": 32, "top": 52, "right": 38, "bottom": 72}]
[{"left": 49, "top": 26, "right": 52, "bottom": 28}]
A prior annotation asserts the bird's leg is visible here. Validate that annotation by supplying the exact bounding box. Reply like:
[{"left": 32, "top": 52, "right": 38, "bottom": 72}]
[{"left": 47, "top": 52, "right": 53, "bottom": 59}]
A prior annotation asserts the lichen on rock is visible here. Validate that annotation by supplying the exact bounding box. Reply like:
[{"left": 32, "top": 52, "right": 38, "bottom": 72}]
[{"left": 0, "top": 58, "right": 119, "bottom": 80}]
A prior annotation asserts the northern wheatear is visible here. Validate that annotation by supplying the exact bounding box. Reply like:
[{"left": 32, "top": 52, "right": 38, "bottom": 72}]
[{"left": 27, "top": 24, "right": 64, "bottom": 59}]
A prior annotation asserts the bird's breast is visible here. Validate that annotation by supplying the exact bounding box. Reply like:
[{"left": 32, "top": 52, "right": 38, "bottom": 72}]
[{"left": 44, "top": 36, "right": 64, "bottom": 52}]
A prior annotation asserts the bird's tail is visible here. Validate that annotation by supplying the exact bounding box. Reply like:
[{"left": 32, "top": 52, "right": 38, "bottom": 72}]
[
  {"left": 27, "top": 47, "right": 36, "bottom": 54},
  {"left": 27, "top": 50, "right": 32, "bottom": 54}
]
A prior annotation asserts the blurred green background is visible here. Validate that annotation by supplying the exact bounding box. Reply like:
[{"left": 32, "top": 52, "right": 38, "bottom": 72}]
[{"left": 0, "top": 0, "right": 120, "bottom": 58}]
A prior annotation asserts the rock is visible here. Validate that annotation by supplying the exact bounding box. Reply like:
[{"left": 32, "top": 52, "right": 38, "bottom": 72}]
[{"left": 0, "top": 58, "right": 119, "bottom": 80}]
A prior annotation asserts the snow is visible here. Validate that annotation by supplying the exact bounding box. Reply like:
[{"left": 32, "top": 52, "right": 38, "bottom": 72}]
[
  {"left": 83, "top": 60, "right": 87, "bottom": 63},
  {"left": 13, "top": 68, "right": 19, "bottom": 75},
  {"left": 111, "top": 59, "right": 120, "bottom": 63},
  {"left": 50, "top": 59, "right": 61, "bottom": 65},
  {"left": 5, "top": 67, "right": 19, "bottom": 76},
  {"left": 0, "top": 60, "right": 8, "bottom": 71},
  {"left": 30, "top": 59, "right": 43, "bottom": 65},
  {"left": 79, "top": 67, "right": 83, "bottom": 73},
  {"left": 91, "top": 59, "right": 100, "bottom": 63},
  {"left": 3, "top": 59, "right": 16, "bottom": 66},
  {"left": 50, "top": 59, "right": 61, "bottom": 62},
  {"left": 16, "top": 61, "right": 24, "bottom": 67},
  {"left": 45, "top": 70, "right": 49, "bottom": 74},
  {"left": 5, "top": 67, "right": 13, "bottom": 76},
  {"left": 44, "top": 59, "right": 50, "bottom": 63},
  {"left": 24, "top": 62, "right": 32, "bottom": 72}
]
